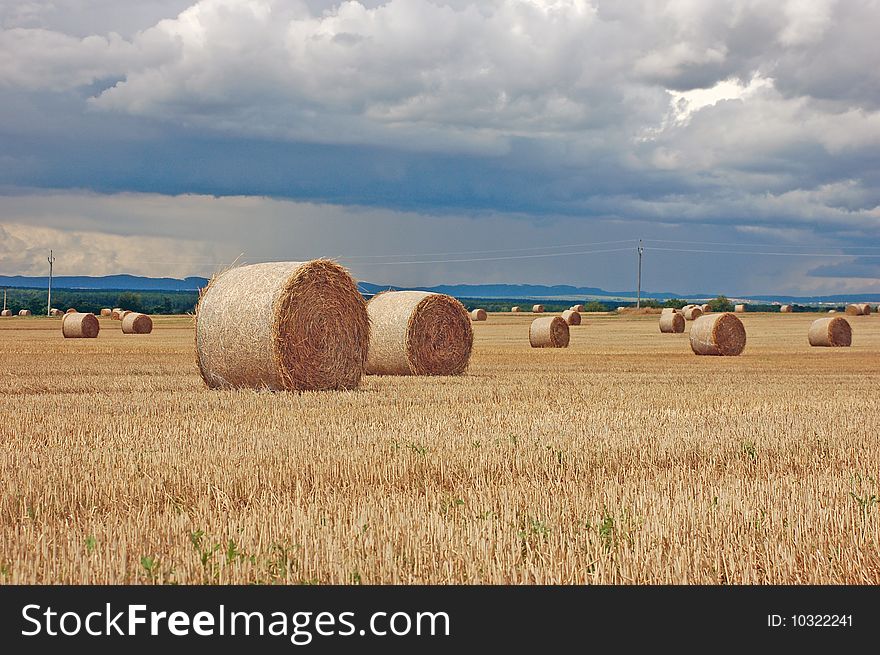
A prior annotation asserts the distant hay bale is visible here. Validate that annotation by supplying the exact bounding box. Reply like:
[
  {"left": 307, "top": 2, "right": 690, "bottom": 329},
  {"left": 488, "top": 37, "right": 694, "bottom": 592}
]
[
  {"left": 366, "top": 290, "right": 473, "bottom": 376},
  {"left": 1, "top": 309, "right": 12, "bottom": 317},
  {"left": 470, "top": 308, "right": 487, "bottom": 321},
  {"left": 616, "top": 306, "right": 625, "bottom": 312},
  {"left": 561, "top": 309, "right": 581, "bottom": 325},
  {"left": 689, "top": 313, "right": 746, "bottom": 356},
  {"left": 62, "top": 312, "right": 99, "bottom": 338},
  {"left": 510, "top": 306, "right": 521, "bottom": 313},
  {"left": 808, "top": 317, "right": 851, "bottom": 347},
  {"left": 661, "top": 307, "right": 676, "bottom": 314},
  {"left": 571, "top": 304, "right": 585, "bottom": 312},
  {"left": 18, "top": 309, "right": 31, "bottom": 316},
  {"left": 111, "top": 309, "right": 123, "bottom": 320},
  {"left": 780, "top": 305, "right": 794, "bottom": 313},
  {"left": 532, "top": 304, "right": 545, "bottom": 313},
  {"left": 659, "top": 311, "right": 685, "bottom": 333},
  {"left": 844, "top": 304, "right": 861, "bottom": 315},
  {"left": 530, "top": 316, "right": 569, "bottom": 348},
  {"left": 100, "top": 308, "right": 112, "bottom": 316},
  {"left": 734, "top": 304, "right": 746, "bottom": 313},
  {"left": 122, "top": 310, "right": 133, "bottom": 318},
  {"left": 828, "top": 309, "right": 837, "bottom": 313},
  {"left": 196, "top": 260, "right": 369, "bottom": 390},
  {"left": 122, "top": 312, "right": 153, "bottom": 334},
  {"left": 858, "top": 303, "right": 872, "bottom": 315},
  {"left": 701, "top": 304, "right": 711, "bottom": 313},
  {"left": 66, "top": 308, "right": 76, "bottom": 314},
  {"left": 682, "top": 306, "right": 703, "bottom": 320},
  {"left": 49, "top": 308, "right": 63, "bottom": 316}
]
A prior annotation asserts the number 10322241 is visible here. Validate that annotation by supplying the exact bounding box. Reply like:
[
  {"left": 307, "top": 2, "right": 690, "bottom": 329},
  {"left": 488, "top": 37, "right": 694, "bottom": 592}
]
[{"left": 768, "top": 614, "right": 853, "bottom": 627}]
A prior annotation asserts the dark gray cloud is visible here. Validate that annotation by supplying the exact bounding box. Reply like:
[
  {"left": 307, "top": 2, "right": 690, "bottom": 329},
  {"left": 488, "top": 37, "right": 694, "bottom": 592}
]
[{"left": 0, "top": 0, "right": 878, "bottom": 292}]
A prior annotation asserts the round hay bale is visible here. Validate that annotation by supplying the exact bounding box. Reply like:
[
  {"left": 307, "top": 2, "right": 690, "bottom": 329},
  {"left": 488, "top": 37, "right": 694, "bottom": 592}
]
[
  {"left": 122, "top": 310, "right": 133, "bottom": 318},
  {"left": 659, "top": 311, "right": 685, "bottom": 333},
  {"left": 470, "top": 308, "right": 487, "bottom": 321},
  {"left": 780, "top": 305, "right": 794, "bottom": 313},
  {"left": 49, "top": 308, "right": 64, "bottom": 316},
  {"left": 571, "top": 304, "right": 585, "bottom": 312},
  {"left": 18, "top": 309, "right": 31, "bottom": 316},
  {"left": 100, "top": 308, "right": 112, "bottom": 316},
  {"left": 65, "top": 308, "right": 76, "bottom": 314},
  {"left": 529, "top": 315, "right": 569, "bottom": 348},
  {"left": 808, "top": 316, "right": 851, "bottom": 347},
  {"left": 62, "top": 312, "right": 99, "bottom": 338},
  {"left": 845, "top": 304, "right": 861, "bottom": 316},
  {"left": 510, "top": 306, "right": 521, "bottom": 313},
  {"left": 700, "top": 304, "right": 711, "bottom": 313},
  {"left": 196, "top": 260, "right": 369, "bottom": 390},
  {"left": 682, "top": 306, "right": 702, "bottom": 320},
  {"left": 122, "top": 312, "right": 153, "bottom": 334},
  {"left": 111, "top": 310, "right": 123, "bottom": 320},
  {"left": 858, "top": 303, "right": 872, "bottom": 315},
  {"left": 366, "top": 290, "right": 472, "bottom": 376},
  {"left": 0, "top": 309, "right": 12, "bottom": 317},
  {"left": 734, "top": 304, "right": 746, "bottom": 313},
  {"left": 689, "top": 313, "right": 746, "bottom": 356},
  {"left": 828, "top": 309, "right": 837, "bottom": 313},
  {"left": 561, "top": 309, "right": 581, "bottom": 325},
  {"left": 532, "top": 304, "right": 544, "bottom": 313}
]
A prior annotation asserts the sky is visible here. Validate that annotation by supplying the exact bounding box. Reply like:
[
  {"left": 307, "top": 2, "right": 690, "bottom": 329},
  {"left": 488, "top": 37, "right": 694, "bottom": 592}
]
[{"left": 1, "top": 0, "right": 879, "bottom": 295}]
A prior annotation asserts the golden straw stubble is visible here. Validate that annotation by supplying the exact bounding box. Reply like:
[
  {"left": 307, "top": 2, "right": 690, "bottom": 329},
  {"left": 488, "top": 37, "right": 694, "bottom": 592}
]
[
  {"left": 61, "top": 312, "right": 100, "bottom": 338},
  {"left": 366, "top": 291, "right": 473, "bottom": 375},
  {"left": 808, "top": 316, "right": 851, "bottom": 347},
  {"left": 196, "top": 260, "right": 369, "bottom": 391},
  {"left": 530, "top": 315, "right": 570, "bottom": 348},
  {"left": 689, "top": 312, "right": 746, "bottom": 356}
]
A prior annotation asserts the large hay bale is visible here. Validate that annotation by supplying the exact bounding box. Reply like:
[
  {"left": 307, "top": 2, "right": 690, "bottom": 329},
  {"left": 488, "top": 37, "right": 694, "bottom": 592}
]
[
  {"left": 122, "top": 310, "right": 133, "bottom": 319},
  {"left": 682, "top": 306, "right": 702, "bottom": 320},
  {"left": 571, "top": 304, "right": 585, "bottom": 312},
  {"left": 100, "top": 308, "right": 112, "bottom": 316},
  {"left": 808, "top": 317, "right": 851, "bottom": 347},
  {"left": 734, "top": 304, "right": 746, "bottom": 313},
  {"left": 366, "top": 290, "right": 472, "bottom": 376},
  {"left": 470, "top": 308, "right": 487, "bottom": 321},
  {"left": 700, "top": 304, "right": 711, "bottom": 313},
  {"left": 66, "top": 308, "right": 77, "bottom": 314},
  {"left": 1, "top": 309, "right": 11, "bottom": 317},
  {"left": 659, "top": 311, "right": 685, "bottom": 333},
  {"left": 530, "top": 316, "right": 569, "bottom": 348},
  {"left": 689, "top": 313, "right": 746, "bottom": 356},
  {"left": 62, "top": 312, "right": 99, "bottom": 338},
  {"left": 561, "top": 309, "right": 581, "bottom": 325},
  {"left": 780, "top": 305, "right": 794, "bottom": 313},
  {"left": 18, "top": 309, "right": 31, "bottom": 316},
  {"left": 122, "top": 312, "right": 153, "bottom": 334},
  {"left": 532, "top": 304, "right": 545, "bottom": 313},
  {"left": 196, "top": 260, "right": 369, "bottom": 390},
  {"left": 510, "top": 306, "right": 521, "bottom": 313}
]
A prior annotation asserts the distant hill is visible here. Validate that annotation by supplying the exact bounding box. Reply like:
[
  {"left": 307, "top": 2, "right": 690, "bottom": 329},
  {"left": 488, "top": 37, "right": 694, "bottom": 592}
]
[
  {"left": 0, "top": 274, "right": 209, "bottom": 291},
  {"left": 2, "top": 274, "right": 878, "bottom": 303}
]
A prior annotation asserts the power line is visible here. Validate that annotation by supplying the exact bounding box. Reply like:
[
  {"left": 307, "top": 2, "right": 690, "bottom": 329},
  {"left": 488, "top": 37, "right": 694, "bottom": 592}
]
[
  {"left": 348, "top": 246, "right": 635, "bottom": 266},
  {"left": 643, "top": 238, "right": 880, "bottom": 251},
  {"left": 646, "top": 246, "right": 880, "bottom": 258}
]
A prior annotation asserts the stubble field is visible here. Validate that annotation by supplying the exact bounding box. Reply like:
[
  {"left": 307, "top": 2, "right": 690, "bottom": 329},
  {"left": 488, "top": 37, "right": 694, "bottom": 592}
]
[{"left": 1, "top": 311, "right": 879, "bottom": 584}]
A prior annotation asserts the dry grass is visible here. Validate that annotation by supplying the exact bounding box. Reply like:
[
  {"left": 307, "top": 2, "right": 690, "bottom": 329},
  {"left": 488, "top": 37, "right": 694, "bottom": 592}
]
[{"left": 1, "top": 312, "right": 879, "bottom": 584}]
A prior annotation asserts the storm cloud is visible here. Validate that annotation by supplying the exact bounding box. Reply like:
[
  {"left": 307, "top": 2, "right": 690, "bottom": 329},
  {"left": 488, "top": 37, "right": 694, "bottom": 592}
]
[{"left": 1, "top": 0, "right": 878, "bottom": 292}]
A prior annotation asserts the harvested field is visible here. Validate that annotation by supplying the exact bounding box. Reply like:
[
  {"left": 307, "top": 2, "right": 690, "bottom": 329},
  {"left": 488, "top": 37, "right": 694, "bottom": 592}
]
[{"left": 1, "top": 313, "right": 879, "bottom": 584}]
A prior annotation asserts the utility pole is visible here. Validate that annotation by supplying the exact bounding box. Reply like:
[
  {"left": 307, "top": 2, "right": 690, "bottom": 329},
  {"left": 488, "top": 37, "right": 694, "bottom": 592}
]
[
  {"left": 636, "top": 239, "right": 643, "bottom": 309},
  {"left": 2, "top": 288, "right": 6, "bottom": 312},
  {"left": 47, "top": 250, "right": 55, "bottom": 316}
]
